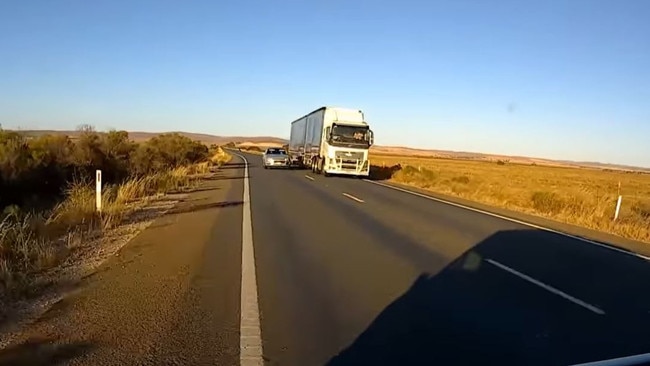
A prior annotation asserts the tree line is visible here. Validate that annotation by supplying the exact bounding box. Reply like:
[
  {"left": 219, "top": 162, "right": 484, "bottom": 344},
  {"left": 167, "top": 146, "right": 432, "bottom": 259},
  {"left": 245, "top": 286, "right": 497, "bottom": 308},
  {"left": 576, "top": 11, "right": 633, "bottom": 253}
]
[{"left": 0, "top": 127, "right": 209, "bottom": 210}]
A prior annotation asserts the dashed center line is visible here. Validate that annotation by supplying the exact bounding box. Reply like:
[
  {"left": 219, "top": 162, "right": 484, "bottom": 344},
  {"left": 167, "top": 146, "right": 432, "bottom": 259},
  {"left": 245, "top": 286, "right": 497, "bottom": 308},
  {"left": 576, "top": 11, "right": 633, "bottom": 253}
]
[
  {"left": 342, "top": 193, "right": 365, "bottom": 203},
  {"left": 304, "top": 175, "right": 315, "bottom": 181},
  {"left": 485, "top": 258, "right": 605, "bottom": 315}
]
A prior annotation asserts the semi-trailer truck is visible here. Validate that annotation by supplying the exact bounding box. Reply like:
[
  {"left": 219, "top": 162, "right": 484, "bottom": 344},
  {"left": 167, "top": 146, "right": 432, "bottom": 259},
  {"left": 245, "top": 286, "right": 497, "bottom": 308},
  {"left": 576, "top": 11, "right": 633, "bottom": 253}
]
[{"left": 288, "top": 106, "right": 374, "bottom": 177}]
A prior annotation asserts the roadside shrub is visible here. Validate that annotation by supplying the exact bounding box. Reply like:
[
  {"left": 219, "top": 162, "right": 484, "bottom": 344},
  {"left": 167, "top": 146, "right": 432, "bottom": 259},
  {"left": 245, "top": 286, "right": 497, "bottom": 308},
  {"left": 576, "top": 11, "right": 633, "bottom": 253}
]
[
  {"left": 369, "top": 164, "right": 402, "bottom": 180},
  {"left": 245, "top": 146, "right": 263, "bottom": 152},
  {"left": 0, "top": 212, "right": 63, "bottom": 296},
  {"left": 129, "top": 133, "right": 209, "bottom": 175},
  {"left": 451, "top": 176, "right": 470, "bottom": 184},
  {"left": 210, "top": 147, "right": 231, "bottom": 167},
  {"left": 401, "top": 165, "right": 437, "bottom": 180},
  {"left": 391, "top": 165, "right": 438, "bottom": 187},
  {"left": 531, "top": 191, "right": 565, "bottom": 214},
  {"left": 632, "top": 201, "right": 650, "bottom": 220}
]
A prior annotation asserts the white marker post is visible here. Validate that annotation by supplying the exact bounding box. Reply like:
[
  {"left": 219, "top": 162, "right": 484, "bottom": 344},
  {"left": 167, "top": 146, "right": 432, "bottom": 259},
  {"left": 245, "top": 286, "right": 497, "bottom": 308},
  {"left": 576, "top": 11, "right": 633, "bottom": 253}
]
[
  {"left": 613, "top": 181, "right": 622, "bottom": 221},
  {"left": 96, "top": 170, "right": 102, "bottom": 213},
  {"left": 614, "top": 195, "right": 622, "bottom": 221}
]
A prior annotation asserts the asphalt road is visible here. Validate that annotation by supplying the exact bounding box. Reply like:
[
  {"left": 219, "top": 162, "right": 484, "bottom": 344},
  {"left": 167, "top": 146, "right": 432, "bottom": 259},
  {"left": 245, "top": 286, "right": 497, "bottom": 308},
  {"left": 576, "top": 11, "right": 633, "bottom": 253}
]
[
  {"left": 1, "top": 152, "right": 649, "bottom": 366},
  {"left": 245, "top": 152, "right": 650, "bottom": 366}
]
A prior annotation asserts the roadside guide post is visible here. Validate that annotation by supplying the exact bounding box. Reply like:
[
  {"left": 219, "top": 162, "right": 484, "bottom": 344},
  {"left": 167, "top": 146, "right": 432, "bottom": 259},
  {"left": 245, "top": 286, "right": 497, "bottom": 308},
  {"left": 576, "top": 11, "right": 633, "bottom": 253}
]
[
  {"left": 614, "top": 181, "right": 622, "bottom": 221},
  {"left": 96, "top": 169, "right": 102, "bottom": 213}
]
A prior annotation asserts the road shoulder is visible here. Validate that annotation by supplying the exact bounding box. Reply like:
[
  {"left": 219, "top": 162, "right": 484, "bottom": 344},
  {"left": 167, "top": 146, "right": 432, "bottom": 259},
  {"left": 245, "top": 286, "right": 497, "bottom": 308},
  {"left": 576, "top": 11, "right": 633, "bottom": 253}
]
[{"left": 0, "top": 161, "right": 245, "bottom": 365}]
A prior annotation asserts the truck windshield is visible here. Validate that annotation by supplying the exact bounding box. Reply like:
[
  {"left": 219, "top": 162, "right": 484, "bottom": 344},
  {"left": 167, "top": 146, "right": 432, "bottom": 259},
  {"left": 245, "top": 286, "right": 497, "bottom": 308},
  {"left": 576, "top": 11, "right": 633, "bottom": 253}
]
[{"left": 330, "top": 125, "right": 369, "bottom": 147}]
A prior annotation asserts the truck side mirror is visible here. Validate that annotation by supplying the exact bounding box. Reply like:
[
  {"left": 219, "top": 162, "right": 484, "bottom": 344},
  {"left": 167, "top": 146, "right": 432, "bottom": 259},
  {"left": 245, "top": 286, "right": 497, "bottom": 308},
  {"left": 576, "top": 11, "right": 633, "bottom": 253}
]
[
  {"left": 368, "top": 130, "right": 374, "bottom": 146},
  {"left": 325, "top": 127, "right": 331, "bottom": 140}
]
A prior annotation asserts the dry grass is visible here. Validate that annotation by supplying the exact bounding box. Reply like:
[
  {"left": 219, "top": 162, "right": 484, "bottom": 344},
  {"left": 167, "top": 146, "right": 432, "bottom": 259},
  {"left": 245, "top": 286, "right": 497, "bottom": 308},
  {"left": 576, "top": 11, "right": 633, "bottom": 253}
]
[
  {"left": 0, "top": 165, "right": 203, "bottom": 300},
  {"left": 370, "top": 154, "right": 650, "bottom": 243},
  {"left": 210, "top": 147, "right": 233, "bottom": 166}
]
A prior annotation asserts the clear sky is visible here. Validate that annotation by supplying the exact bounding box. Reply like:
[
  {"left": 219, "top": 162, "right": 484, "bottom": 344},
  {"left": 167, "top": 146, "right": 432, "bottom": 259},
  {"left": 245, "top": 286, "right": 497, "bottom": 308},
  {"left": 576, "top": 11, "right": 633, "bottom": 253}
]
[{"left": 1, "top": 0, "right": 649, "bottom": 166}]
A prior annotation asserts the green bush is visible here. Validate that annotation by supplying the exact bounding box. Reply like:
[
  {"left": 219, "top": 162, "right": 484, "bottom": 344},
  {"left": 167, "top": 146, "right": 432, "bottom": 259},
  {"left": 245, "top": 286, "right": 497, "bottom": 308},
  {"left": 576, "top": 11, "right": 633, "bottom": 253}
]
[
  {"left": 0, "top": 129, "right": 209, "bottom": 210},
  {"left": 129, "top": 133, "right": 208, "bottom": 175}
]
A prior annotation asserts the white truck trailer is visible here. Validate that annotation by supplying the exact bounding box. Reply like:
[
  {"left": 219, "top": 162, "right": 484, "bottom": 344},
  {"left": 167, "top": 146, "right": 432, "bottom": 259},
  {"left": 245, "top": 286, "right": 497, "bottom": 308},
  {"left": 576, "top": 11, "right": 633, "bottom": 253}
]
[{"left": 288, "top": 106, "right": 374, "bottom": 177}]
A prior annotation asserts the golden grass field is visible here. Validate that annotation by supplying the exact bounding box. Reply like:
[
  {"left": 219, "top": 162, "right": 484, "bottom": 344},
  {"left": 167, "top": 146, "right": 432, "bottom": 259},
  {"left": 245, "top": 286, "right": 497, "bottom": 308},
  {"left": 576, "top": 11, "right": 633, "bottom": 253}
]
[{"left": 370, "top": 153, "right": 650, "bottom": 244}]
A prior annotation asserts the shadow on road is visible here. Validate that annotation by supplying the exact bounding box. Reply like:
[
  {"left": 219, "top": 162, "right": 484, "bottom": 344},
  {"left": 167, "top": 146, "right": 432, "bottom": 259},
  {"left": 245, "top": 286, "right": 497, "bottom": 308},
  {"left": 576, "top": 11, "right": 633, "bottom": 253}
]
[
  {"left": 327, "top": 229, "right": 650, "bottom": 366},
  {"left": 0, "top": 337, "right": 94, "bottom": 366},
  {"left": 165, "top": 201, "right": 243, "bottom": 215},
  {"left": 368, "top": 164, "right": 402, "bottom": 181},
  {"left": 219, "top": 162, "right": 248, "bottom": 170},
  {"left": 204, "top": 175, "right": 245, "bottom": 181},
  {"left": 184, "top": 185, "right": 222, "bottom": 194}
]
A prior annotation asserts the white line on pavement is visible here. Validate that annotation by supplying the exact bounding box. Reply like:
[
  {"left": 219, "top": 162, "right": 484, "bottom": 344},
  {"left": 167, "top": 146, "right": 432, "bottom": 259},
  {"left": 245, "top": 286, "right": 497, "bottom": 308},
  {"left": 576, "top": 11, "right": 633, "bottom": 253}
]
[
  {"left": 234, "top": 153, "right": 264, "bottom": 366},
  {"left": 304, "top": 175, "right": 315, "bottom": 181},
  {"left": 485, "top": 258, "right": 605, "bottom": 315},
  {"left": 342, "top": 192, "right": 365, "bottom": 203},
  {"left": 568, "top": 352, "right": 650, "bottom": 366},
  {"left": 364, "top": 179, "right": 650, "bottom": 261}
]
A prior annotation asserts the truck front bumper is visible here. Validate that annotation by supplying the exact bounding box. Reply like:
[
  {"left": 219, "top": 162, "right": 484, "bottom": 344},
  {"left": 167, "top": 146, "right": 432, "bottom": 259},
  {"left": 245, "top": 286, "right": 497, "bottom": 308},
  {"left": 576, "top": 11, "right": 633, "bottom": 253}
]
[{"left": 324, "top": 159, "right": 370, "bottom": 176}]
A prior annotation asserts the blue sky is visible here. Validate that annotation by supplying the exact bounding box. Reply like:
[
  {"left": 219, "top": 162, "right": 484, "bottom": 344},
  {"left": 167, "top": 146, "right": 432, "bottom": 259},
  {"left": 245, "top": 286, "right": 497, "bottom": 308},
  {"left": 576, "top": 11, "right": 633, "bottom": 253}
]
[{"left": 1, "top": 0, "right": 649, "bottom": 166}]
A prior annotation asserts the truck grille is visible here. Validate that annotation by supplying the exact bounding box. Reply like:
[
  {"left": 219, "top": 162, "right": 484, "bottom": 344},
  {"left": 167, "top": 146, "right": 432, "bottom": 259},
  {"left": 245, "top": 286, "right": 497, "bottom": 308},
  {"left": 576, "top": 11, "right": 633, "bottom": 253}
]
[{"left": 334, "top": 151, "right": 364, "bottom": 160}]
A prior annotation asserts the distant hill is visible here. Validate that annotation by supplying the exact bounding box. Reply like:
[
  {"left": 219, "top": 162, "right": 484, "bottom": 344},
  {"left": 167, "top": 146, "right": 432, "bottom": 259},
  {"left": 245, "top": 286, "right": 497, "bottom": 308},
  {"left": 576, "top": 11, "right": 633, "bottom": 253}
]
[
  {"left": 12, "top": 129, "right": 287, "bottom": 145},
  {"left": 11, "top": 129, "right": 648, "bottom": 172}
]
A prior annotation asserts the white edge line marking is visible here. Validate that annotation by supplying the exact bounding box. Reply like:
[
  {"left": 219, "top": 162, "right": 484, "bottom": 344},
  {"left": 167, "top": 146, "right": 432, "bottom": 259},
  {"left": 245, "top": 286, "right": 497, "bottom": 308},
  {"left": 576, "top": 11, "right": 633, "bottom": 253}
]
[
  {"left": 568, "top": 352, "right": 650, "bottom": 366},
  {"left": 304, "top": 175, "right": 315, "bottom": 181},
  {"left": 233, "top": 153, "right": 264, "bottom": 366},
  {"left": 342, "top": 192, "right": 365, "bottom": 203},
  {"left": 486, "top": 259, "right": 605, "bottom": 315},
  {"left": 363, "top": 179, "right": 650, "bottom": 261}
]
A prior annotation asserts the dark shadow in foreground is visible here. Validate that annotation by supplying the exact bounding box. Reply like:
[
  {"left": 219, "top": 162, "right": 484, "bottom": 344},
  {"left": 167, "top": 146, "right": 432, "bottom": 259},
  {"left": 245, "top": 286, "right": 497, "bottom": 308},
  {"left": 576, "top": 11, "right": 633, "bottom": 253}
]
[
  {"left": 0, "top": 338, "right": 94, "bottom": 366},
  {"left": 327, "top": 230, "right": 650, "bottom": 366}
]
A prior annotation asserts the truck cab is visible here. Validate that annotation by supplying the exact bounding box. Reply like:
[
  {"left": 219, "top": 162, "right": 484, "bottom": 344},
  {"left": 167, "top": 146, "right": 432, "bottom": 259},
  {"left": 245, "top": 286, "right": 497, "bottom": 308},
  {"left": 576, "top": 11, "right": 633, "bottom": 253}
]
[{"left": 314, "top": 108, "right": 374, "bottom": 177}]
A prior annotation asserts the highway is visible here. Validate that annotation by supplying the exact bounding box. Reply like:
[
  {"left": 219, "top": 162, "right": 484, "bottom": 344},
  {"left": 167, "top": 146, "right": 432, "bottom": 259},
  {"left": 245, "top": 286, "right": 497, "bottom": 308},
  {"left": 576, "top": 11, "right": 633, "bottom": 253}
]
[{"left": 1, "top": 152, "right": 649, "bottom": 365}]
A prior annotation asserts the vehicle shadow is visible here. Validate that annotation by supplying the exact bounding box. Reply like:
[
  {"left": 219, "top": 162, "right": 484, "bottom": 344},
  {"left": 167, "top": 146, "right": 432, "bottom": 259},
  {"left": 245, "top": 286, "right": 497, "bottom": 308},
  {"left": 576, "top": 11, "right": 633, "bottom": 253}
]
[
  {"left": 326, "top": 229, "right": 650, "bottom": 366},
  {"left": 367, "top": 164, "right": 402, "bottom": 181},
  {"left": 0, "top": 337, "right": 94, "bottom": 366}
]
